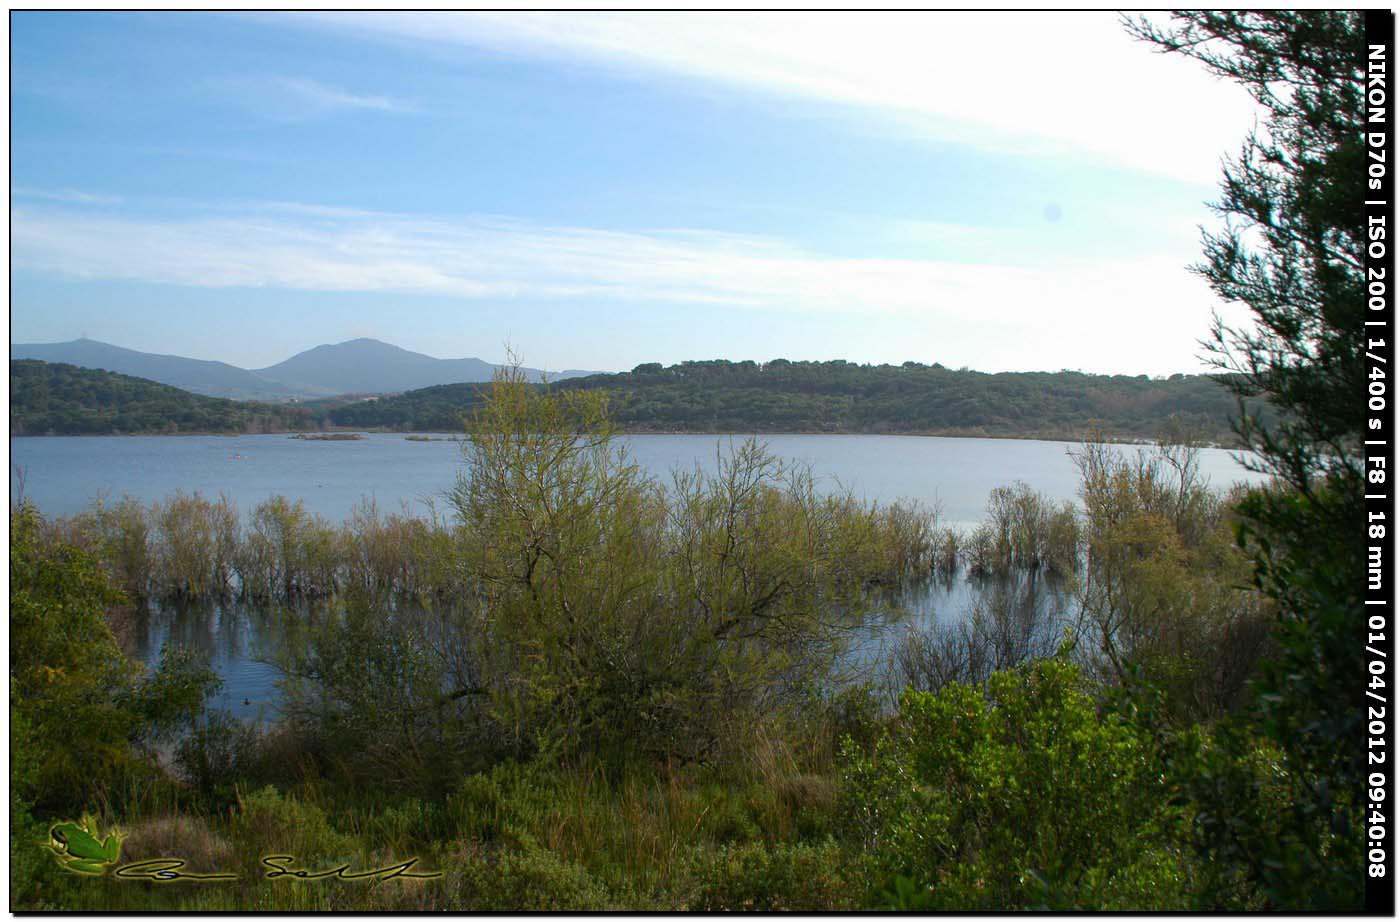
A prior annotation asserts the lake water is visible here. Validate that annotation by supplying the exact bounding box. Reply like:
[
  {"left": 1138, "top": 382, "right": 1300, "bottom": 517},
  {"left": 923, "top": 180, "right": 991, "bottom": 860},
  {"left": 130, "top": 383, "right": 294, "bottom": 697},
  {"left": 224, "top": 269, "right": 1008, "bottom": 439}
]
[
  {"left": 9, "top": 432, "right": 1268, "bottom": 721},
  {"left": 9, "top": 432, "right": 1264, "bottom": 531}
]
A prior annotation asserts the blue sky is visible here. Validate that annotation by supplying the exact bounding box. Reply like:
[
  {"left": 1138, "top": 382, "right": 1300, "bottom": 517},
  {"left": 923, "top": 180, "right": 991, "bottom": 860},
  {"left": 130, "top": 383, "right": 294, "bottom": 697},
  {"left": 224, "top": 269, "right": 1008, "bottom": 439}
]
[{"left": 11, "top": 12, "right": 1262, "bottom": 374}]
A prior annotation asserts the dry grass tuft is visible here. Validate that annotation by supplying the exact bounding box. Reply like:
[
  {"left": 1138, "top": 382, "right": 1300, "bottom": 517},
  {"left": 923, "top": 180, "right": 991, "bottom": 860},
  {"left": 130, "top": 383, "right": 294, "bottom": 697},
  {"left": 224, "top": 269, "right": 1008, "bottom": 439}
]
[{"left": 120, "top": 815, "right": 236, "bottom": 872}]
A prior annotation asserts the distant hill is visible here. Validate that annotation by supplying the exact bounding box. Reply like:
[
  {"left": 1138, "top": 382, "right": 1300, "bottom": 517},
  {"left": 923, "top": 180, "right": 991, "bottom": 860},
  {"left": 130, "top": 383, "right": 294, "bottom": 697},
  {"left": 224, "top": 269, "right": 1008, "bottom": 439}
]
[
  {"left": 10, "top": 360, "right": 317, "bottom": 435},
  {"left": 323, "top": 381, "right": 489, "bottom": 431},
  {"left": 327, "top": 358, "right": 1253, "bottom": 444},
  {"left": 10, "top": 337, "right": 602, "bottom": 399},
  {"left": 252, "top": 338, "right": 592, "bottom": 395},
  {"left": 559, "top": 360, "right": 1251, "bottom": 442},
  {"left": 9, "top": 338, "right": 310, "bottom": 400}
]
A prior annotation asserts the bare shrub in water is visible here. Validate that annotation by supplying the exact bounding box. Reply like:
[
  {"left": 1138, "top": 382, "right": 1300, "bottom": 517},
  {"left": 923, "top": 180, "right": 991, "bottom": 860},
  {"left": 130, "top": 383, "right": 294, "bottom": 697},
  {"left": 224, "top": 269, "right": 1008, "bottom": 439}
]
[
  {"left": 895, "top": 571, "right": 1068, "bottom": 693},
  {"left": 342, "top": 499, "right": 407, "bottom": 597},
  {"left": 963, "top": 523, "right": 999, "bottom": 578},
  {"left": 1072, "top": 436, "right": 1274, "bottom": 720},
  {"left": 874, "top": 500, "right": 938, "bottom": 579},
  {"left": 983, "top": 482, "right": 1080, "bottom": 577},
  {"left": 340, "top": 499, "right": 465, "bottom": 600},
  {"left": 56, "top": 495, "right": 154, "bottom": 601},
  {"left": 151, "top": 492, "right": 238, "bottom": 600},
  {"left": 239, "top": 497, "right": 341, "bottom": 600},
  {"left": 932, "top": 527, "right": 961, "bottom": 576}
]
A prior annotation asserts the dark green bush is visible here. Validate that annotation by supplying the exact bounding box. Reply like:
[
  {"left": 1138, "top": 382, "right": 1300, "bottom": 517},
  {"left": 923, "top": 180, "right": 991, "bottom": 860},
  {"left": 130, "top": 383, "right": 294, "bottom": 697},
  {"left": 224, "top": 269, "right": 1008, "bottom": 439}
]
[
  {"left": 450, "top": 835, "right": 609, "bottom": 911},
  {"left": 689, "top": 840, "right": 856, "bottom": 911},
  {"left": 841, "top": 658, "right": 1189, "bottom": 909}
]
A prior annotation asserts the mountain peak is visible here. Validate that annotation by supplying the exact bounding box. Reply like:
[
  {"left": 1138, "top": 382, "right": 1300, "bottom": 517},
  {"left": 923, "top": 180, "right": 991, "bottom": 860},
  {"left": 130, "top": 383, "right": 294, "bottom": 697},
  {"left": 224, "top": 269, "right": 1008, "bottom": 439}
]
[
  {"left": 253, "top": 339, "right": 592, "bottom": 394},
  {"left": 12, "top": 336, "right": 601, "bottom": 398},
  {"left": 9, "top": 337, "right": 310, "bottom": 400},
  {"left": 312, "top": 338, "right": 422, "bottom": 357}
]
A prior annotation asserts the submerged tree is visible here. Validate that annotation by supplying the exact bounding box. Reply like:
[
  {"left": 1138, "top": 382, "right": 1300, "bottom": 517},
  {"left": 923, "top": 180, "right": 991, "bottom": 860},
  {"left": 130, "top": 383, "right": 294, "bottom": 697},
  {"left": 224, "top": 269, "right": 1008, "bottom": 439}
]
[{"left": 1127, "top": 11, "right": 1367, "bottom": 909}]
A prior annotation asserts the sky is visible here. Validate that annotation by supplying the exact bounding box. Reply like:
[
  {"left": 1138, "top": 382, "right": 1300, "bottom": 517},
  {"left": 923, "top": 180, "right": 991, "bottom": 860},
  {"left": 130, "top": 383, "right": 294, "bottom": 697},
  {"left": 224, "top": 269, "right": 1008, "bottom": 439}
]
[{"left": 9, "top": 11, "right": 1265, "bottom": 375}]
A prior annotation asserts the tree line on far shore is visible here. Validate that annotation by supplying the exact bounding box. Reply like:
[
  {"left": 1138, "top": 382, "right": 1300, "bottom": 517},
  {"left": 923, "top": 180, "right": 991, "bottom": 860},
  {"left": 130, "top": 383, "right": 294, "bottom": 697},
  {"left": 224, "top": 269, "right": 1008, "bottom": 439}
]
[{"left": 12, "top": 356, "right": 1255, "bottom": 444}]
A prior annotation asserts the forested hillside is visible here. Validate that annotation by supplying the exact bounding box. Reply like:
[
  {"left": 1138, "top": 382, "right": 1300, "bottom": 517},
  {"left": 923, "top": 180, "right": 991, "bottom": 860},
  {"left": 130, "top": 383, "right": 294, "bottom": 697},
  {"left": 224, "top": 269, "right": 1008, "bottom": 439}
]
[
  {"left": 328, "top": 359, "right": 1250, "bottom": 443},
  {"left": 10, "top": 360, "right": 318, "bottom": 435},
  {"left": 14, "top": 357, "right": 1251, "bottom": 442}
]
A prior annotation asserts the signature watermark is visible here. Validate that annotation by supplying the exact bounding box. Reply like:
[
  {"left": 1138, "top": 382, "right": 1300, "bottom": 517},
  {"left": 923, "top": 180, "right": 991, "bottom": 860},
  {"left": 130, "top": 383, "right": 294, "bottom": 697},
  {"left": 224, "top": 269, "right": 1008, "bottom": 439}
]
[{"left": 43, "top": 817, "right": 442, "bottom": 883}]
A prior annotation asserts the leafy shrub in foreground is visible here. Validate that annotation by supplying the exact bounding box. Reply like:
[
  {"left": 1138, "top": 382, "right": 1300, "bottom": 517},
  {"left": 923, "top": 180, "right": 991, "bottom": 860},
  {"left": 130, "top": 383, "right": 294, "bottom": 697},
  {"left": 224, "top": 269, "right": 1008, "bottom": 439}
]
[
  {"left": 10, "top": 504, "right": 218, "bottom": 815},
  {"left": 688, "top": 840, "right": 856, "bottom": 911},
  {"left": 449, "top": 835, "right": 609, "bottom": 911},
  {"left": 840, "top": 658, "right": 1189, "bottom": 910}
]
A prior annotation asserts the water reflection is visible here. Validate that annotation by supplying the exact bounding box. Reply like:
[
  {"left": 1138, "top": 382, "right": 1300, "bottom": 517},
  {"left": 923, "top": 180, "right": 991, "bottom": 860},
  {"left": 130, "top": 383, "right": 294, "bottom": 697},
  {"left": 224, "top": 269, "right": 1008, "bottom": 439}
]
[
  {"left": 846, "top": 568, "right": 1077, "bottom": 702},
  {"left": 135, "top": 566, "right": 1078, "bottom": 722},
  {"left": 133, "top": 600, "right": 295, "bottom": 722}
]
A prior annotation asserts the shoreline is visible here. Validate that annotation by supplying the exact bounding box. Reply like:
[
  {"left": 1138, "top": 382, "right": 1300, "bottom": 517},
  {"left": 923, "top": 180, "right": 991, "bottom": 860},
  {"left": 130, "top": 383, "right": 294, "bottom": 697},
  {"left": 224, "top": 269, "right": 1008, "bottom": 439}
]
[{"left": 7, "top": 427, "right": 1240, "bottom": 449}]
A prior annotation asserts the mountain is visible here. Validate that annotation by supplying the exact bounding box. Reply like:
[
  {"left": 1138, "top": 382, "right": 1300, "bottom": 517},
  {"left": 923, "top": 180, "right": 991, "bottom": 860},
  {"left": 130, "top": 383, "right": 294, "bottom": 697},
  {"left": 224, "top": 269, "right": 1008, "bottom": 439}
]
[
  {"left": 253, "top": 338, "right": 594, "bottom": 394},
  {"left": 9, "top": 338, "right": 316, "bottom": 400},
  {"left": 9, "top": 337, "right": 602, "bottom": 399}
]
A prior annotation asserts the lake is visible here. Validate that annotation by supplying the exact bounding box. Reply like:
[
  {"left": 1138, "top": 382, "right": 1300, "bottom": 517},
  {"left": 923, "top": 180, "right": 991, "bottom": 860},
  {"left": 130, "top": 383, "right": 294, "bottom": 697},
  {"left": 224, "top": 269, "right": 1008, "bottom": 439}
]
[
  {"left": 9, "top": 431, "right": 1265, "bottom": 531},
  {"left": 10, "top": 432, "right": 1269, "bottom": 721}
]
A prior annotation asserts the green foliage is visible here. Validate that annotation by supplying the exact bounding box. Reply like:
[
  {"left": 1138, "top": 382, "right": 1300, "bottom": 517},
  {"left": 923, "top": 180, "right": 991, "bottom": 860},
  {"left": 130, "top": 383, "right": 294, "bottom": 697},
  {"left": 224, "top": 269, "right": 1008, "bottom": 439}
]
[
  {"left": 1073, "top": 438, "right": 1273, "bottom": 721},
  {"left": 230, "top": 785, "right": 360, "bottom": 872},
  {"left": 10, "top": 684, "right": 55, "bottom": 907},
  {"left": 1154, "top": 721, "right": 1340, "bottom": 910},
  {"left": 430, "top": 366, "right": 918, "bottom": 764},
  {"left": 841, "top": 659, "right": 1187, "bottom": 910},
  {"left": 324, "top": 381, "right": 488, "bottom": 431},
  {"left": 14, "top": 354, "right": 1252, "bottom": 442},
  {"left": 151, "top": 492, "right": 239, "bottom": 600},
  {"left": 445, "top": 761, "right": 552, "bottom": 843},
  {"left": 451, "top": 835, "right": 609, "bottom": 910},
  {"left": 238, "top": 497, "right": 341, "bottom": 600},
  {"left": 688, "top": 840, "right": 855, "bottom": 910},
  {"left": 174, "top": 710, "right": 265, "bottom": 805},
  {"left": 277, "top": 593, "right": 492, "bottom": 792},
  {"left": 1163, "top": 483, "right": 1366, "bottom": 910},
  {"left": 10, "top": 360, "right": 315, "bottom": 435},
  {"left": 10, "top": 504, "right": 217, "bottom": 814},
  {"left": 1129, "top": 12, "right": 1367, "bottom": 908},
  {"left": 330, "top": 358, "right": 1246, "bottom": 441},
  {"left": 10, "top": 503, "right": 221, "bottom": 910}
]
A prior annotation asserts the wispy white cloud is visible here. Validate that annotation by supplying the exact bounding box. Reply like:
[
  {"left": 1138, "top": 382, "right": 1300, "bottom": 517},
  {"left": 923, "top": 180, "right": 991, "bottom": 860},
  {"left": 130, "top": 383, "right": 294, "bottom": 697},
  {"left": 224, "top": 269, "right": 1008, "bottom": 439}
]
[
  {"left": 12, "top": 186, "right": 122, "bottom": 205},
  {"left": 274, "top": 11, "right": 1261, "bottom": 184},
  {"left": 11, "top": 200, "right": 1228, "bottom": 373},
  {"left": 273, "top": 76, "right": 410, "bottom": 113},
  {"left": 216, "top": 74, "right": 415, "bottom": 120}
]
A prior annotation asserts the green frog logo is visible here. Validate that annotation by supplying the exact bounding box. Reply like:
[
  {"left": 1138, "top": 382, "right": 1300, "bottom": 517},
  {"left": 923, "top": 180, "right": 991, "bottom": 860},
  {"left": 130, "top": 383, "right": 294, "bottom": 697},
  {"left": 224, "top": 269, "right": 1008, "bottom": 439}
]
[{"left": 43, "top": 816, "right": 122, "bottom": 876}]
